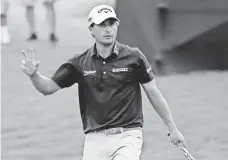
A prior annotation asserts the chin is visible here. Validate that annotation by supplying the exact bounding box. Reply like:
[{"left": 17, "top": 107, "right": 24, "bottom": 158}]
[{"left": 102, "top": 39, "right": 114, "bottom": 45}]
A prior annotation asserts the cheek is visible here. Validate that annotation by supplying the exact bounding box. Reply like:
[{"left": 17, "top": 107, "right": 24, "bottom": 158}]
[
  {"left": 113, "top": 27, "right": 118, "bottom": 36},
  {"left": 94, "top": 29, "right": 103, "bottom": 37}
]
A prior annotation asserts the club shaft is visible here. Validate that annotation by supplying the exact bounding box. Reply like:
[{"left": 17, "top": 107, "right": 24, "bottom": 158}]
[{"left": 179, "top": 144, "right": 196, "bottom": 160}]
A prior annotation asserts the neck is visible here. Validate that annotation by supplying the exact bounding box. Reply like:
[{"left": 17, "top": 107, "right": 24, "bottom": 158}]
[{"left": 96, "top": 41, "right": 115, "bottom": 59}]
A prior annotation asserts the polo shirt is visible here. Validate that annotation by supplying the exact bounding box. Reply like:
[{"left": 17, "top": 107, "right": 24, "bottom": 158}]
[{"left": 51, "top": 41, "right": 155, "bottom": 134}]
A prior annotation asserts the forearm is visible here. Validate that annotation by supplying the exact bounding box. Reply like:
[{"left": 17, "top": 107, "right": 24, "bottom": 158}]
[
  {"left": 29, "top": 71, "right": 56, "bottom": 95},
  {"left": 146, "top": 88, "right": 178, "bottom": 132}
]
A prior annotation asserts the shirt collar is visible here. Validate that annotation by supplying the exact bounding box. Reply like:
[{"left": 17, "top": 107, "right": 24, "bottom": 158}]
[{"left": 90, "top": 41, "right": 120, "bottom": 58}]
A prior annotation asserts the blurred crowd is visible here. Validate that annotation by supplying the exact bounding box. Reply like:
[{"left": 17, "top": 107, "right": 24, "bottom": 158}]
[{"left": 1, "top": 0, "right": 58, "bottom": 44}]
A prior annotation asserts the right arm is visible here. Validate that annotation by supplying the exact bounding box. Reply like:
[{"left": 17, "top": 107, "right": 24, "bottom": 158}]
[
  {"left": 21, "top": 49, "right": 79, "bottom": 96},
  {"left": 29, "top": 71, "right": 61, "bottom": 95}
]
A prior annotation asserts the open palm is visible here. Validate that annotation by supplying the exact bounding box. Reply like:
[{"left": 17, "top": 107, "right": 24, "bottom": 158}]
[{"left": 21, "top": 48, "right": 40, "bottom": 77}]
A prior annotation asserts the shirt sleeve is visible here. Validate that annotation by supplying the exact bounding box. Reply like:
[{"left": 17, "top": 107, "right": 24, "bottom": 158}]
[
  {"left": 51, "top": 57, "right": 81, "bottom": 88},
  {"left": 136, "top": 49, "right": 155, "bottom": 84}
]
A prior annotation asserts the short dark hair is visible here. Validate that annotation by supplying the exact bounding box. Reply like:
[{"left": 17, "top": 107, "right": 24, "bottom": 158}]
[{"left": 90, "top": 23, "right": 95, "bottom": 28}]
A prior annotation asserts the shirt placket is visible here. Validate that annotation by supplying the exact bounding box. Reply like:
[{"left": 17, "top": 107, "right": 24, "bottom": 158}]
[
  {"left": 94, "top": 57, "right": 107, "bottom": 91},
  {"left": 102, "top": 60, "right": 108, "bottom": 80}
]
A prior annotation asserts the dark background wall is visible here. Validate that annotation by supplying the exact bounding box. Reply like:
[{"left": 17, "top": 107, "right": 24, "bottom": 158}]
[{"left": 116, "top": 0, "right": 228, "bottom": 74}]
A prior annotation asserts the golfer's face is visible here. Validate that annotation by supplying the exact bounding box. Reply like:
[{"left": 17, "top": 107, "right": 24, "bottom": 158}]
[{"left": 92, "top": 18, "right": 118, "bottom": 45}]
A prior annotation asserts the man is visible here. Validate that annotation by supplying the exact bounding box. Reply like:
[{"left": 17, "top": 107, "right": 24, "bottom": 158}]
[
  {"left": 21, "top": 5, "right": 186, "bottom": 160},
  {"left": 23, "top": 0, "right": 57, "bottom": 42},
  {"left": 1, "top": 0, "right": 11, "bottom": 44}
]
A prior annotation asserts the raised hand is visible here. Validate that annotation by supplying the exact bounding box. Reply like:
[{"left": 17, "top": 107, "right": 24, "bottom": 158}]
[{"left": 21, "top": 48, "right": 40, "bottom": 77}]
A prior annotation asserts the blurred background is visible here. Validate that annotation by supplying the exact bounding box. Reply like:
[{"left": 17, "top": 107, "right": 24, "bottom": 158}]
[{"left": 1, "top": 0, "right": 228, "bottom": 160}]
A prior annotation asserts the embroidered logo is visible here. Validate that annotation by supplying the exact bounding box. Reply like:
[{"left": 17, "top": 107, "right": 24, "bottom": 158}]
[
  {"left": 147, "top": 67, "right": 152, "bottom": 73},
  {"left": 112, "top": 68, "right": 128, "bottom": 72},
  {"left": 98, "top": 8, "right": 112, "bottom": 14},
  {"left": 84, "top": 70, "right": 96, "bottom": 76},
  {"left": 88, "top": 18, "right": 93, "bottom": 23}
]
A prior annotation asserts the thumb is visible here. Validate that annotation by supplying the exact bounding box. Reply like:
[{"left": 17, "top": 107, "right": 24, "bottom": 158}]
[
  {"left": 20, "top": 64, "right": 26, "bottom": 70},
  {"left": 35, "top": 61, "right": 40, "bottom": 68},
  {"left": 180, "top": 139, "right": 187, "bottom": 148}
]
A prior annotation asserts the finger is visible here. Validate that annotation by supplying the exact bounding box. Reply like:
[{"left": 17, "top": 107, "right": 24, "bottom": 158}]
[
  {"left": 172, "top": 140, "right": 179, "bottom": 146},
  {"left": 20, "top": 65, "right": 26, "bottom": 70},
  {"left": 30, "top": 48, "right": 34, "bottom": 60},
  {"left": 168, "top": 133, "right": 179, "bottom": 146},
  {"left": 21, "top": 60, "right": 26, "bottom": 65},
  {"left": 22, "top": 50, "right": 28, "bottom": 59},
  {"left": 34, "top": 61, "right": 40, "bottom": 68},
  {"left": 181, "top": 139, "right": 187, "bottom": 148}
]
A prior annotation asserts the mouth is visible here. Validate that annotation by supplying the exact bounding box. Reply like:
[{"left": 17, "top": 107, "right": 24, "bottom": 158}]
[{"left": 104, "top": 35, "right": 113, "bottom": 39}]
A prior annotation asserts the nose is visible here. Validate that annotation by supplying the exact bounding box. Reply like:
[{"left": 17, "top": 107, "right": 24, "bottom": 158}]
[{"left": 105, "top": 25, "right": 112, "bottom": 32}]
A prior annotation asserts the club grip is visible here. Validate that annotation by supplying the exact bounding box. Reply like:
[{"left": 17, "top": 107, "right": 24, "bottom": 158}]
[{"left": 168, "top": 133, "right": 196, "bottom": 160}]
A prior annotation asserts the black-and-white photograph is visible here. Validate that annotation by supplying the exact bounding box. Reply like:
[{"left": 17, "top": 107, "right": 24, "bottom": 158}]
[{"left": 1, "top": 0, "right": 228, "bottom": 160}]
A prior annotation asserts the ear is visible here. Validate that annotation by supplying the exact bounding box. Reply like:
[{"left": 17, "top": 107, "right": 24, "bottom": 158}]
[
  {"left": 116, "top": 21, "right": 120, "bottom": 27},
  {"left": 89, "top": 26, "right": 95, "bottom": 38}
]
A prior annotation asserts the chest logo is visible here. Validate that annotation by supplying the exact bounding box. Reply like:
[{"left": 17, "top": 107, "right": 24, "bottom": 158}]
[
  {"left": 84, "top": 70, "right": 96, "bottom": 76},
  {"left": 112, "top": 68, "right": 128, "bottom": 72}
]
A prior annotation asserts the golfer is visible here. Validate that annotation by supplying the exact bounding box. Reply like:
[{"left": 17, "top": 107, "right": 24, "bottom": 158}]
[{"left": 21, "top": 5, "right": 186, "bottom": 160}]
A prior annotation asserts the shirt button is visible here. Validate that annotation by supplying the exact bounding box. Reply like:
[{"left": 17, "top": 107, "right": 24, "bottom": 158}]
[
  {"left": 103, "top": 61, "right": 106, "bottom": 64},
  {"left": 103, "top": 71, "right": 106, "bottom": 74}
]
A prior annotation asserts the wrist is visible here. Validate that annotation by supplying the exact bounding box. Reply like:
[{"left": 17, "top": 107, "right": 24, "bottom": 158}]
[
  {"left": 167, "top": 122, "right": 178, "bottom": 133},
  {"left": 29, "top": 70, "right": 39, "bottom": 78},
  {"left": 170, "top": 128, "right": 179, "bottom": 133}
]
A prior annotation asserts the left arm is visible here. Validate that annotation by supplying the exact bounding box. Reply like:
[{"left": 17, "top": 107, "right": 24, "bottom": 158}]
[
  {"left": 142, "top": 79, "right": 186, "bottom": 147},
  {"left": 142, "top": 79, "right": 177, "bottom": 132},
  {"left": 135, "top": 49, "right": 186, "bottom": 147}
]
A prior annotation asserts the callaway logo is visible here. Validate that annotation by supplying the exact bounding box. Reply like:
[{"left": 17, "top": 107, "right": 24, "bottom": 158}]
[
  {"left": 112, "top": 68, "right": 128, "bottom": 72},
  {"left": 84, "top": 70, "right": 96, "bottom": 76},
  {"left": 98, "top": 8, "right": 112, "bottom": 13}
]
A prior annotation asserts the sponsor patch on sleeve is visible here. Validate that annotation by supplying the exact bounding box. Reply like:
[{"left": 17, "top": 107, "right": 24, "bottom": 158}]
[{"left": 147, "top": 67, "right": 152, "bottom": 73}]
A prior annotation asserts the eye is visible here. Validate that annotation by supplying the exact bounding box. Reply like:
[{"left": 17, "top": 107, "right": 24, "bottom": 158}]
[
  {"left": 109, "top": 19, "right": 117, "bottom": 25},
  {"left": 110, "top": 21, "right": 115, "bottom": 26},
  {"left": 98, "top": 22, "right": 106, "bottom": 27}
]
